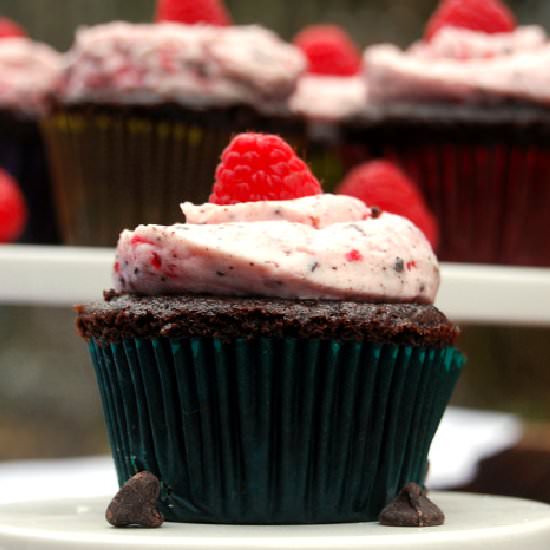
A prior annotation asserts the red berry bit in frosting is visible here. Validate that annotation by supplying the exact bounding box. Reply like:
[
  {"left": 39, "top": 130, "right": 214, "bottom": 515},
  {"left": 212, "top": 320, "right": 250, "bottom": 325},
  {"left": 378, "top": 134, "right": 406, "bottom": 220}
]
[
  {"left": 0, "top": 17, "right": 26, "bottom": 39},
  {"left": 346, "top": 249, "right": 363, "bottom": 262},
  {"left": 150, "top": 252, "right": 162, "bottom": 269},
  {"left": 0, "top": 169, "right": 27, "bottom": 243},
  {"left": 293, "top": 25, "right": 362, "bottom": 77},
  {"left": 210, "top": 133, "right": 322, "bottom": 205},
  {"left": 130, "top": 235, "right": 155, "bottom": 247},
  {"left": 156, "top": 0, "right": 232, "bottom": 26},
  {"left": 425, "top": 0, "right": 516, "bottom": 42},
  {"left": 336, "top": 160, "right": 439, "bottom": 250}
]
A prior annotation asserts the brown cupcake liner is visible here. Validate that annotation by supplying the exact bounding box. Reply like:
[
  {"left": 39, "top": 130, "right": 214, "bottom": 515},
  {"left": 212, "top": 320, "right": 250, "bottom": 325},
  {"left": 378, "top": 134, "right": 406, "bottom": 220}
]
[
  {"left": 41, "top": 102, "right": 361, "bottom": 246},
  {"left": 42, "top": 104, "right": 309, "bottom": 247}
]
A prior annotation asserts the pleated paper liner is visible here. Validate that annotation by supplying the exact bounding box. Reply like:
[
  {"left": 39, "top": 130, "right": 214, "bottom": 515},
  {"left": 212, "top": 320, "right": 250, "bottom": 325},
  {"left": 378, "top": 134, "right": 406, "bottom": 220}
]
[
  {"left": 340, "top": 106, "right": 550, "bottom": 267},
  {"left": 89, "top": 336, "right": 463, "bottom": 524},
  {"left": 0, "top": 110, "right": 59, "bottom": 244},
  {"left": 41, "top": 104, "right": 313, "bottom": 247}
]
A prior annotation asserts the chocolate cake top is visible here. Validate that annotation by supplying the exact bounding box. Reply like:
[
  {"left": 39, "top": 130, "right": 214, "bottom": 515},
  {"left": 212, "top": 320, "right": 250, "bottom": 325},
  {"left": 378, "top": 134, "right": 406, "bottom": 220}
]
[{"left": 76, "top": 293, "right": 458, "bottom": 346}]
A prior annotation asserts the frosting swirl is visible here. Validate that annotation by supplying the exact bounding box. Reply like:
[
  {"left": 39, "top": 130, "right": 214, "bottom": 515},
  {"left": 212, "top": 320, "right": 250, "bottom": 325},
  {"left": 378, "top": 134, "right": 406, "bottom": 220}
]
[
  {"left": 60, "top": 22, "right": 305, "bottom": 107},
  {"left": 288, "top": 75, "right": 367, "bottom": 120},
  {"left": 114, "top": 195, "right": 439, "bottom": 303},
  {"left": 0, "top": 38, "right": 62, "bottom": 115},
  {"left": 365, "top": 26, "right": 550, "bottom": 105}
]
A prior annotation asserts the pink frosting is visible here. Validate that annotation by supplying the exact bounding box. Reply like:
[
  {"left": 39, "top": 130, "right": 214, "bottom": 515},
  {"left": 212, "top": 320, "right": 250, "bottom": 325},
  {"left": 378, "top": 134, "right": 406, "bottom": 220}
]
[
  {"left": 60, "top": 22, "right": 305, "bottom": 107},
  {"left": 288, "top": 75, "right": 367, "bottom": 120},
  {"left": 413, "top": 26, "right": 545, "bottom": 60},
  {"left": 365, "top": 26, "right": 550, "bottom": 105},
  {"left": 114, "top": 195, "right": 439, "bottom": 303},
  {"left": 182, "top": 194, "right": 369, "bottom": 227},
  {"left": 0, "top": 38, "right": 62, "bottom": 115}
]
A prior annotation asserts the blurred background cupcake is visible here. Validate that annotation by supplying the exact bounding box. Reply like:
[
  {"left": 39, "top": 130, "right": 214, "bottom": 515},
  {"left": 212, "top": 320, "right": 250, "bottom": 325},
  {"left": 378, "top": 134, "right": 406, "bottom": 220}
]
[
  {"left": 42, "top": 0, "right": 306, "bottom": 246},
  {"left": 0, "top": 17, "right": 61, "bottom": 244},
  {"left": 288, "top": 24, "right": 367, "bottom": 192},
  {"left": 344, "top": 0, "right": 550, "bottom": 267}
]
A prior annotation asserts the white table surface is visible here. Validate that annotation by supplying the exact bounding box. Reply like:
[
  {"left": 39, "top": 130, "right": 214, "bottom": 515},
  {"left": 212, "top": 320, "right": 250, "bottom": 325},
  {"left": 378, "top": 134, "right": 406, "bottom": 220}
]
[{"left": 2, "top": 493, "right": 550, "bottom": 549}]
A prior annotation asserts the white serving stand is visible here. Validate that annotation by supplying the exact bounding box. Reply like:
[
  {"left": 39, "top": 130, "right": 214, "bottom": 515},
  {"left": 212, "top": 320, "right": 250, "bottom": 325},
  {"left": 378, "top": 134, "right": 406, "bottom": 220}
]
[
  {"left": 0, "top": 493, "right": 549, "bottom": 550},
  {"left": 1, "top": 245, "right": 550, "bottom": 326}
]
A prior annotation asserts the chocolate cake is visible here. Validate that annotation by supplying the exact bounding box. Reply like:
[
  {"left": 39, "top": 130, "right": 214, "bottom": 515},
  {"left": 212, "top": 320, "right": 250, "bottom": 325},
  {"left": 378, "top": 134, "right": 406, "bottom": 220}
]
[
  {"left": 76, "top": 293, "right": 458, "bottom": 346},
  {"left": 77, "top": 133, "right": 463, "bottom": 524}
]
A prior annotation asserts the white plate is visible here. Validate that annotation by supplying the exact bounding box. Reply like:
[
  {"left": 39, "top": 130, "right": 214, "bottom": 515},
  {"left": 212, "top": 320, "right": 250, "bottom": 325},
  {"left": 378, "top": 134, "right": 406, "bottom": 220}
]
[{"left": 0, "top": 493, "right": 549, "bottom": 549}]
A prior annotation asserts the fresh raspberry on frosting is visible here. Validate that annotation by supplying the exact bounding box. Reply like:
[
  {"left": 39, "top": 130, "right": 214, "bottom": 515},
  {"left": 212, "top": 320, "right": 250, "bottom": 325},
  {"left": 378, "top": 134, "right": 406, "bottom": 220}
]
[
  {"left": 336, "top": 161, "right": 439, "bottom": 249},
  {"left": 293, "top": 25, "right": 362, "bottom": 77},
  {"left": 0, "top": 17, "right": 26, "bottom": 39},
  {"left": 210, "top": 133, "right": 322, "bottom": 204},
  {"left": 0, "top": 170, "right": 27, "bottom": 243},
  {"left": 156, "top": 0, "right": 232, "bottom": 26},
  {"left": 425, "top": 0, "right": 516, "bottom": 41}
]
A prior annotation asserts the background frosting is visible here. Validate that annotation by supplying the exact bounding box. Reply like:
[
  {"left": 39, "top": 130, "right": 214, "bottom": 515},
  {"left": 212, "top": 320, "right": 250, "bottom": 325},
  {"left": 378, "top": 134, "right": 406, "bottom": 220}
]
[
  {"left": 60, "top": 22, "right": 305, "bottom": 107},
  {"left": 365, "top": 26, "right": 550, "bottom": 105},
  {"left": 0, "top": 37, "right": 62, "bottom": 114}
]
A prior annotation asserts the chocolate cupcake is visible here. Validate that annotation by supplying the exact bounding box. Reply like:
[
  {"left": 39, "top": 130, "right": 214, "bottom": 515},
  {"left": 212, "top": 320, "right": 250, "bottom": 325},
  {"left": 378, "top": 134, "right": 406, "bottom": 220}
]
[
  {"left": 0, "top": 28, "right": 62, "bottom": 243},
  {"left": 76, "top": 133, "right": 463, "bottom": 524},
  {"left": 43, "top": 22, "right": 305, "bottom": 246},
  {"left": 288, "top": 25, "right": 367, "bottom": 193},
  {"left": 344, "top": 0, "right": 550, "bottom": 267}
]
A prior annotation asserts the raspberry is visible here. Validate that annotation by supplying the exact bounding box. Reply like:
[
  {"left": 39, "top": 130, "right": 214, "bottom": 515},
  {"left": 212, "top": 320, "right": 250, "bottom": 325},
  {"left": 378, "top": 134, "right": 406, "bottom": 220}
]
[
  {"left": 0, "top": 170, "right": 27, "bottom": 243},
  {"left": 425, "top": 0, "right": 516, "bottom": 41},
  {"left": 0, "top": 17, "right": 26, "bottom": 39},
  {"left": 293, "top": 25, "right": 362, "bottom": 77},
  {"left": 336, "top": 161, "right": 439, "bottom": 249},
  {"left": 210, "top": 133, "right": 322, "bottom": 205},
  {"left": 156, "top": 0, "right": 232, "bottom": 26}
]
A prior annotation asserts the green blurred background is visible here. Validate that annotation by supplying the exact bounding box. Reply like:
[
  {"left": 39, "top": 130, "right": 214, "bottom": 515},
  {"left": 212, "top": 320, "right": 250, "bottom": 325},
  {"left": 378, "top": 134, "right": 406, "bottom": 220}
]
[
  {"left": 0, "top": 0, "right": 549, "bottom": 463},
  {"left": 0, "top": 0, "right": 549, "bottom": 51}
]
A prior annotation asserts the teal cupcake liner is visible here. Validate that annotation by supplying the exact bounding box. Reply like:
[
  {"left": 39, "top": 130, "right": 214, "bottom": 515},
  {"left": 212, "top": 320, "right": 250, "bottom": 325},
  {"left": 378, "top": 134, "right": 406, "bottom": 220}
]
[{"left": 89, "top": 337, "right": 463, "bottom": 524}]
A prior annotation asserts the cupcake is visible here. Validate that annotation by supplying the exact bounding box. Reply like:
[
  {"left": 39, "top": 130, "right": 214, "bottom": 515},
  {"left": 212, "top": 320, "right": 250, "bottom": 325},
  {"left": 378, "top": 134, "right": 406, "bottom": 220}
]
[
  {"left": 43, "top": 2, "right": 306, "bottom": 247},
  {"left": 289, "top": 25, "right": 367, "bottom": 192},
  {"left": 0, "top": 19, "right": 62, "bottom": 243},
  {"left": 345, "top": 0, "right": 550, "bottom": 266},
  {"left": 76, "top": 133, "right": 463, "bottom": 524}
]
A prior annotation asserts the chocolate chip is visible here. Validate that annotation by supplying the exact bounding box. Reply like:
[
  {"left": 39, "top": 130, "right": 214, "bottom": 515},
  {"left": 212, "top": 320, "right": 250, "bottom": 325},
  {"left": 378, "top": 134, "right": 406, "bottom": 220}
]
[
  {"left": 371, "top": 207, "right": 382, "bottom": 219},
  {"left": 311, "top": 261, "right": 320, "bottom": 272},
  {"left": 394, "top": 257, "right": 405, "bottom": 273},
  {"left": 105, "top": 471, "right": 164, "bottom": 528},
  {"left": 103, "top": 289, "right": 119, "bottom": 302},
  {"left": 378, "top": 483, "right": 444, "bottom": 528}
]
